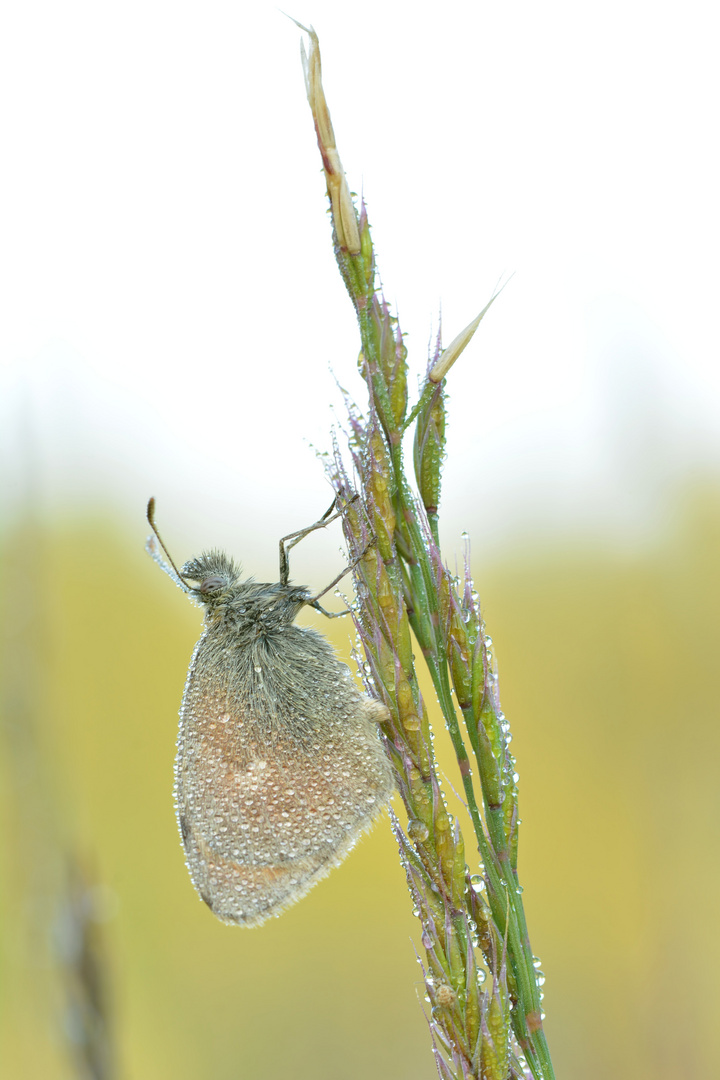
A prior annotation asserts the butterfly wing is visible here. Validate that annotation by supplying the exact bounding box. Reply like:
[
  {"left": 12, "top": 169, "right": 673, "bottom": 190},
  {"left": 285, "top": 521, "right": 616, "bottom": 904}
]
[{"left": 175, "top": 631, "right": 393, "bottom": 925}]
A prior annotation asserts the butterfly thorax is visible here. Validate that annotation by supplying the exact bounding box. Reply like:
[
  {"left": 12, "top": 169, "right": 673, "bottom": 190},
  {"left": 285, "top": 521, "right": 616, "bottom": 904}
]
[{"left": 181, "top": 550, "right": 311, "bottom": 636}]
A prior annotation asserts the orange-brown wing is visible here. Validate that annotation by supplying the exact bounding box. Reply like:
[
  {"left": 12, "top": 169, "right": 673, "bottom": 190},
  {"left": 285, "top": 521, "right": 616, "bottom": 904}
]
[{"left": 174, "top": 642, "right": 393, "bottom": 925}]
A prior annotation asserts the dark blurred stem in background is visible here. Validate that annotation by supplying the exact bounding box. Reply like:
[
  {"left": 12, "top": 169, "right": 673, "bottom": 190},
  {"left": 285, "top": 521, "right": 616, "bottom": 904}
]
[{"left": 1, "top": 415, "right": 116, "bottom": 1080}]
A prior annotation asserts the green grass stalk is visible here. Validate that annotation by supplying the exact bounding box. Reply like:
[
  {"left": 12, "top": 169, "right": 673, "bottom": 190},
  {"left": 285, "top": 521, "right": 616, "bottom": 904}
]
[{"left": 298, "top": 26, "right": 556, "bottom": 1080}]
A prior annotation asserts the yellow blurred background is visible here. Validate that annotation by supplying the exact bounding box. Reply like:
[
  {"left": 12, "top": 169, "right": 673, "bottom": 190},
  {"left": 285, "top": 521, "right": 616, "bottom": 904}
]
[
  {"left": 2, "top": 477, "right": 718, "bottom": 1079},
  {"left": 2, "top": 2, "right": 719, "bottom": 1077}
]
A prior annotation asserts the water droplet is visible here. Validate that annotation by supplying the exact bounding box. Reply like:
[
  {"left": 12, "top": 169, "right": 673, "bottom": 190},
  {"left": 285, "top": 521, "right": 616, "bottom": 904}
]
[{"left": 407, "top": 819, "right": 429, "bottom": 842}]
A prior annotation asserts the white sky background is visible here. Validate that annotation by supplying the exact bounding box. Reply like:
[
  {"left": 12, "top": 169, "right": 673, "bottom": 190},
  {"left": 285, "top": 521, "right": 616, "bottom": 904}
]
[{"left": 1, "top": 0, "right": 718, "bottom": 581}]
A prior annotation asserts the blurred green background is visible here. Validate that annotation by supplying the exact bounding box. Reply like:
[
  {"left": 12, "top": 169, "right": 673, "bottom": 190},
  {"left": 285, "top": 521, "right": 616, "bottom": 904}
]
[
  {"left": 2, "top": 478, "right": 718, "bottom": 1079},
  {"left": 2, "top": 2, "right": 718, "bottom": 1076}
]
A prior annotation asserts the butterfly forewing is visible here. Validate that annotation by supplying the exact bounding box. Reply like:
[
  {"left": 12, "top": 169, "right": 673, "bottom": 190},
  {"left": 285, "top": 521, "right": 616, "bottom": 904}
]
[{"left": 175, "top": 628, "right": 393, "bottom": 925}]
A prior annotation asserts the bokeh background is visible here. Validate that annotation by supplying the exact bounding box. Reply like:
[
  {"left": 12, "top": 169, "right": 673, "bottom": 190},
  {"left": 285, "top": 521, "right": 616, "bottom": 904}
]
[{"left": 1, "top": 2, "right": 719, "bottom": 1078}]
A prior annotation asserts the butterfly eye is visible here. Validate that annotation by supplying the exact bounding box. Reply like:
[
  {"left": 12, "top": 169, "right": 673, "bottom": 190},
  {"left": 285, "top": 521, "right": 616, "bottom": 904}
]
[{"left": 199, "top": 575, "right": 224, "bottom": 594}]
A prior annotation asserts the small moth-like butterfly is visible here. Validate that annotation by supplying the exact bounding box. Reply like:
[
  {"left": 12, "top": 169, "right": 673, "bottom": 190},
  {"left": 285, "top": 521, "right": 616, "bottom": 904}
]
[{"left": 146, "top": 499, "right": 394, "bottom": 925}]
